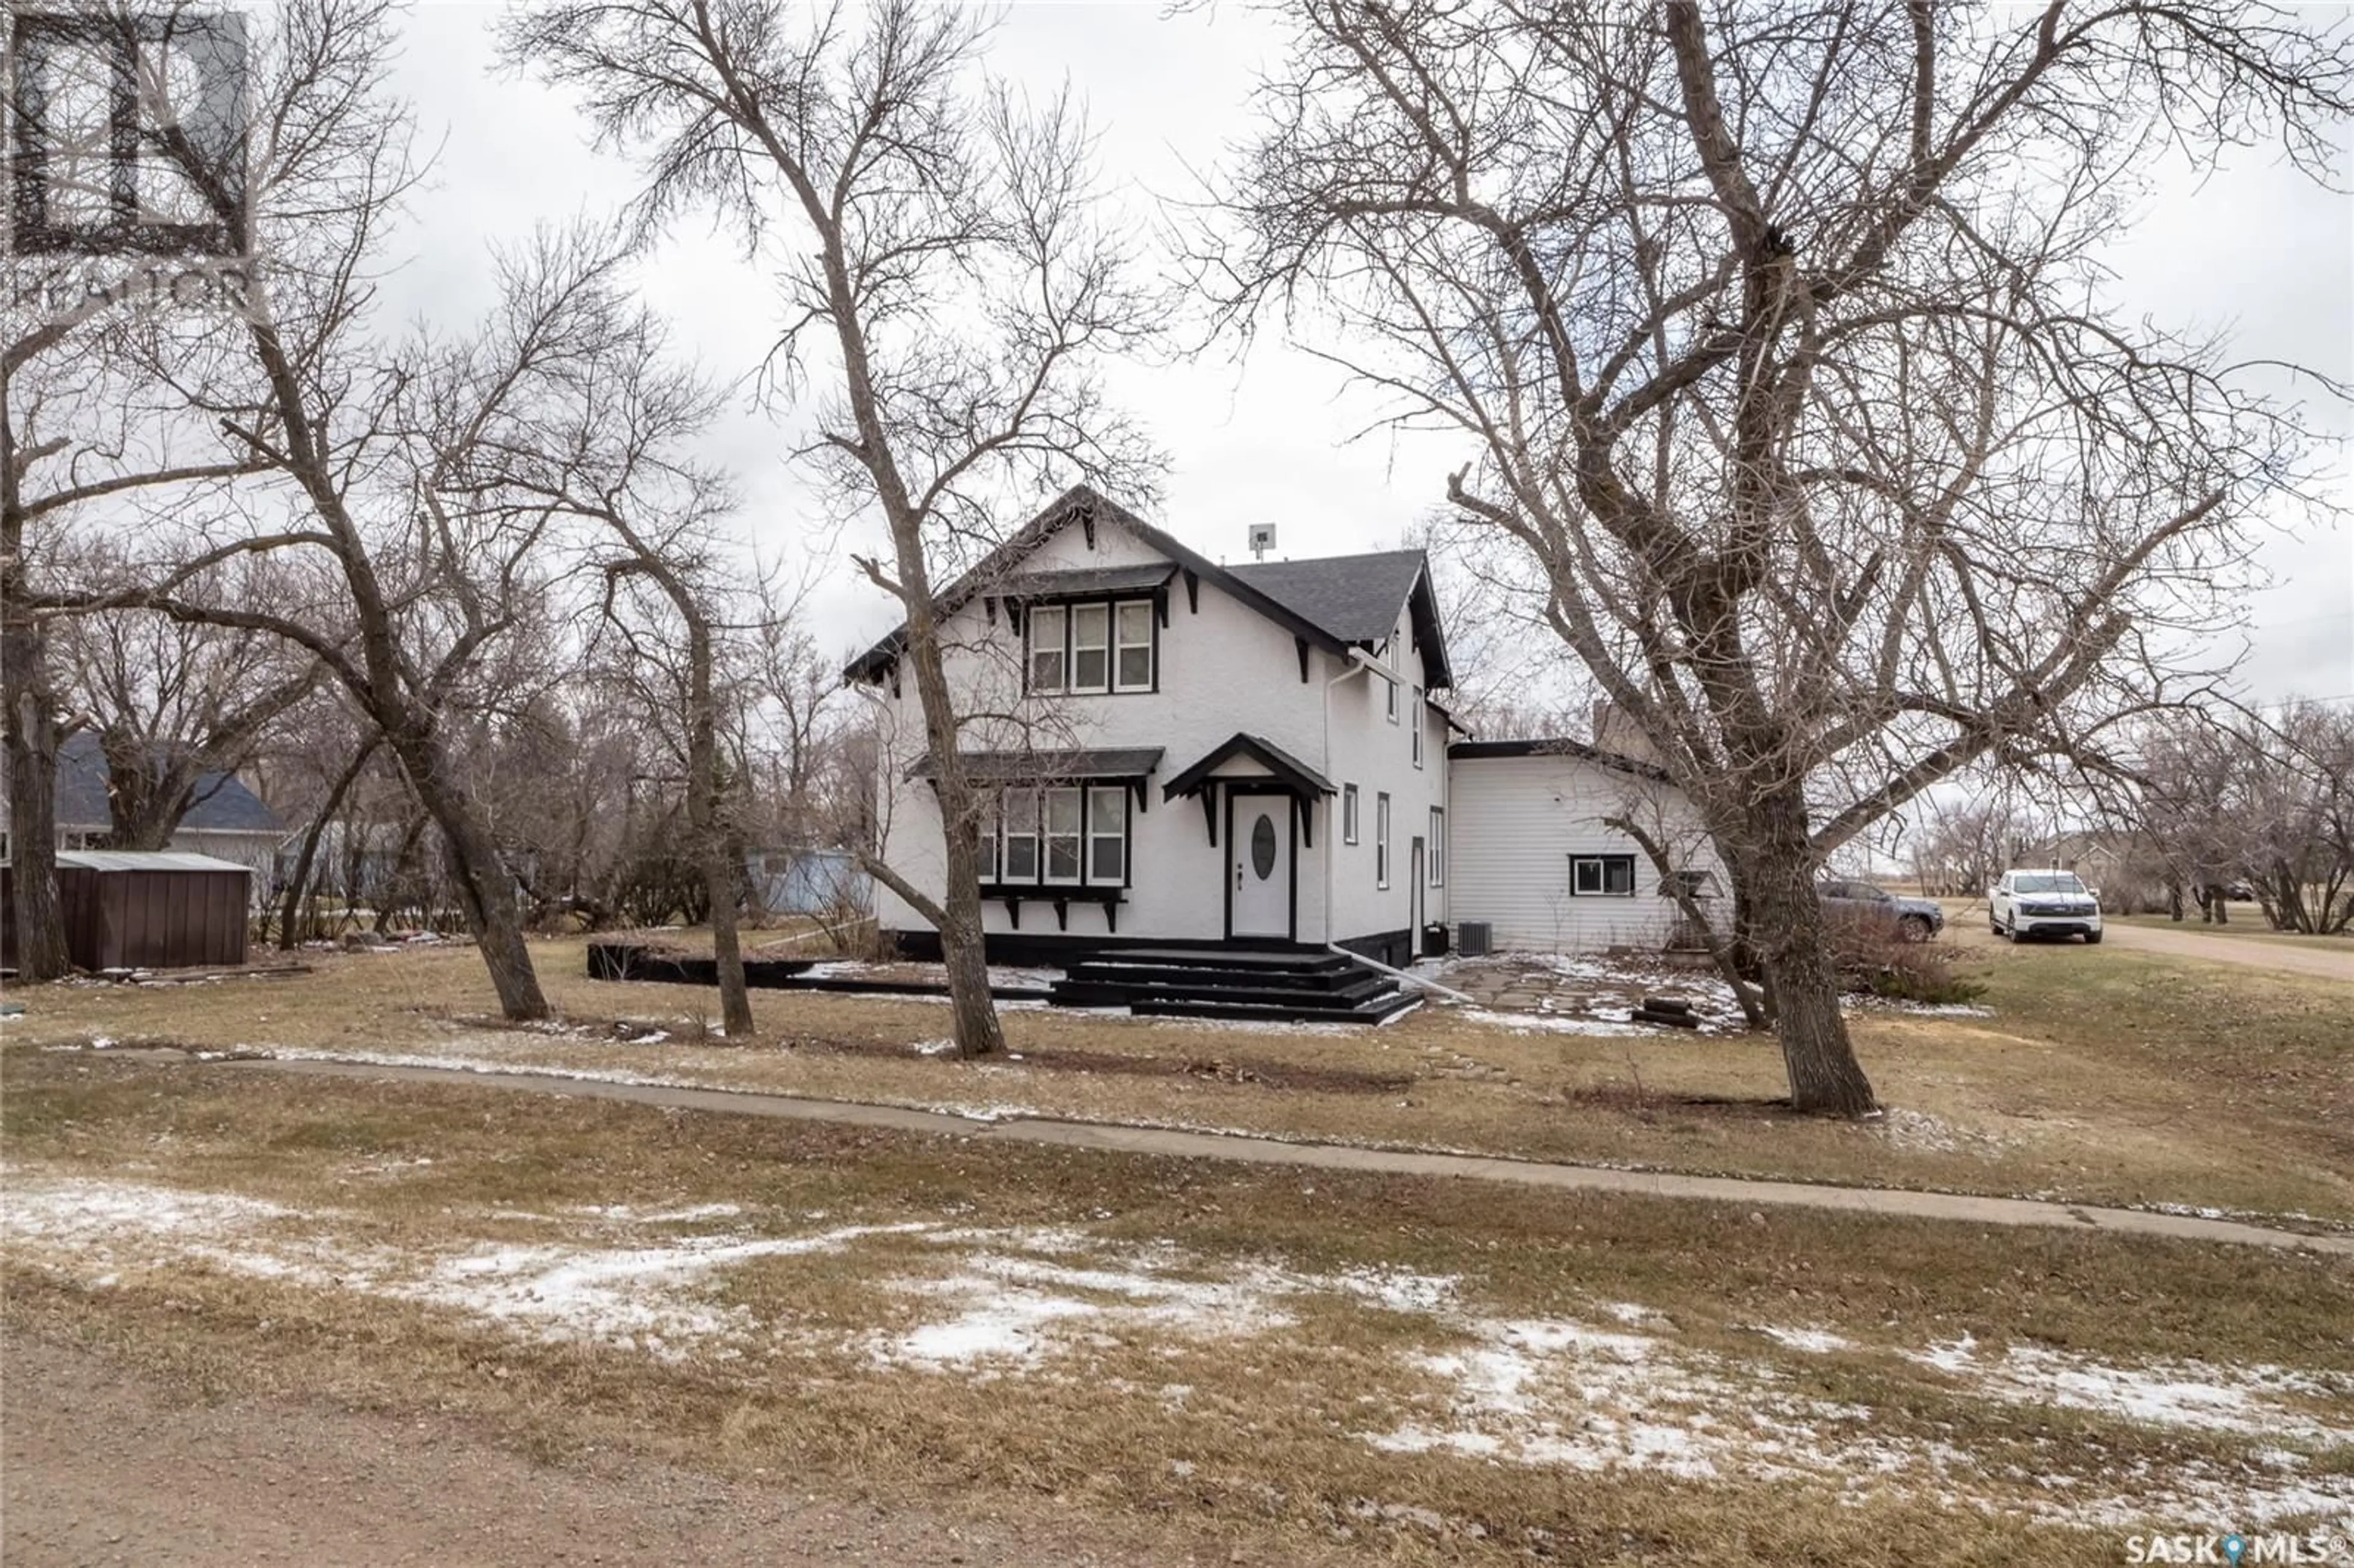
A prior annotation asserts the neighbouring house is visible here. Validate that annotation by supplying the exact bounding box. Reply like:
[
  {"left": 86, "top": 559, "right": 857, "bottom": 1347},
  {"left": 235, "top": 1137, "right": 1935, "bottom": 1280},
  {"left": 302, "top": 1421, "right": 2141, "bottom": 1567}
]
[
  {"left": 844, "top": 485, "right": 1724, "bottom": 970},
  {"left": 0, "top": 733, "right": 286, "bottom": 905},
  {"left": 2021, "top": 829, "right": 2176, "bottom": 912},
  {"left": 744, "top": 848, "right": 872, "bottom": 919}
]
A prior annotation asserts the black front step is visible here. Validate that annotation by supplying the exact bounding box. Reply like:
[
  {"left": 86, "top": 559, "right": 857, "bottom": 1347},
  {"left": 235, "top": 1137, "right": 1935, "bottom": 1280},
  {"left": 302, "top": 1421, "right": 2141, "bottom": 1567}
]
[
  {"left": 1131, "top": 991, "right": 1419, "bottom": 1024},
  {"left": 1048, "top": 945, "right": 1413, "bottom": 1024}
]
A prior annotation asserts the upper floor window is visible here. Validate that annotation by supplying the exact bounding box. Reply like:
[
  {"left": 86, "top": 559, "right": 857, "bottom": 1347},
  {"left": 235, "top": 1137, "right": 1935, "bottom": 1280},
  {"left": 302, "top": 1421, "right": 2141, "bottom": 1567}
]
[
  {"left": 1376, "top": 793, "right": 1391, "bottom": 888},
  {"left": 1342, "top": 783, "right": 1360, "bottom": 844},
  {"left": 1071, "top": 604, "right": 1110, "bottom": 692},
  {"left": 1385, "top": 679, "right": 1398, "bottom": 724},
  {"left": 1027, "top": 598, "right": 1154, "bottom": 695},
  {"left": 1029, "top": 606, "right": 1067, "bottom": 691},
  {"left": 1115, "top": 603, "right": 1153, "bottom": 691},
  {"left": 1411, "top": 688, "right": 1423, "bottom": 764},
  {"left": 1428, "top": 807, "right": 1445, "bottom": 886}
]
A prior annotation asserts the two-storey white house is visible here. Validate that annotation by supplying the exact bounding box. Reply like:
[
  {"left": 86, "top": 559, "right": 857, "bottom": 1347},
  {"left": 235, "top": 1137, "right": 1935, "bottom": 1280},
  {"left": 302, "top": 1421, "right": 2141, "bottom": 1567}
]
[{"left": 847, "top": 486, "right": 1724, "bottom": 973}]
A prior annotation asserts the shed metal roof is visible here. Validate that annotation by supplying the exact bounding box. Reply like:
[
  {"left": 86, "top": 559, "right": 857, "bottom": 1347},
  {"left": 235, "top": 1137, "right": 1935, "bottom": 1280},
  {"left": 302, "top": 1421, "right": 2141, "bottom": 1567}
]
[{"left": 56, "top": 850, "right": 256, "bottom": 875}]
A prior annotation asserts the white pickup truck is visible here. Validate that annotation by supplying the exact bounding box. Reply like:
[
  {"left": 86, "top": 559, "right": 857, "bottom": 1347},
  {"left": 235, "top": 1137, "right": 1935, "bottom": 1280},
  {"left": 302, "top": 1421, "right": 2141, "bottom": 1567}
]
[{"left": 1990, "top": 869, "right": 2103, "bottom": 944}]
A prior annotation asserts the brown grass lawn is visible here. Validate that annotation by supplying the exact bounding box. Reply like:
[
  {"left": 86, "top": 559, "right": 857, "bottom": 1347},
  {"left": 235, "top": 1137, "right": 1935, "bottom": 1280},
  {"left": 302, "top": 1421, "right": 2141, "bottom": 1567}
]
[
  {"left": 6, "top": 1049, "right": 2351, "bottom": 1565},
  {"left": 2107, "top": 913, "right": 2353, "bottom": 950},
  {"left": 5, "top": 928, "right": 2348, "bottom": 1225}
]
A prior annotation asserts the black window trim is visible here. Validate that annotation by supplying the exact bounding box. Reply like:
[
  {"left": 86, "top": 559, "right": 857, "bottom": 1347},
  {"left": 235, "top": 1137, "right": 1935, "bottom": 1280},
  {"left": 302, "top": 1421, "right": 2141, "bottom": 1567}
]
[
  {"left": 976, "top": 782, "right": 1137, "bottom": 894},
  {"left": 1023, "top": 595, "right": 1159, "bottom": 697},
  {"left": 1570, "top": 852, "right": 1637, "bottom": 897}
]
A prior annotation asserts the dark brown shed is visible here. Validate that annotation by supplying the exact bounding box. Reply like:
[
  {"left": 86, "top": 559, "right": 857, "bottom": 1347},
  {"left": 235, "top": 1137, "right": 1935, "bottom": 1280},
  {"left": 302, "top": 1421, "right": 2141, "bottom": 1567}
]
[{"left": 1, "top": 851, "right": 252, "bottom": 972}]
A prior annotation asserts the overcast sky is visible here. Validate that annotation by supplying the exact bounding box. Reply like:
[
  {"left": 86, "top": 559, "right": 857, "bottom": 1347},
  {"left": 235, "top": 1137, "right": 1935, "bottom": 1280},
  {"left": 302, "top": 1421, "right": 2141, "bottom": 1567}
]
[{"left": 379, "top": 3, "right": 2352, "bottom": 708}]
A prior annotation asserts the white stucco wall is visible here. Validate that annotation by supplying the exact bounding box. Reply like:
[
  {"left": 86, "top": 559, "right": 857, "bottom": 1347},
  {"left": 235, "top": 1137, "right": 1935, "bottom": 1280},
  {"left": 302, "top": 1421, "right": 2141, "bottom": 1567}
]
[
  {"left": 1445, "top": 752, "right": 1725, "bottom": 953},
  {"left": 863, "top": 517, "right": 1449, "bottom": 948},
  {"left": 1317, "top": 601, "right": 1449, "bottom": 949}
]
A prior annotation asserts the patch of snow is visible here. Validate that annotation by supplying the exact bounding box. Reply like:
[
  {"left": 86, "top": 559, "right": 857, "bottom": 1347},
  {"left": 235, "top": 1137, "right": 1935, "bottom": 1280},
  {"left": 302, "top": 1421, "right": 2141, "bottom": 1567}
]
[
  {"left": 1753, "top": 1325, "right": 1853, "bottom": 1354},
  {"left": 2, "top": 1173, "right": 294, "bottom": 1239},
  {"left": 576, "top": 1202, "right": 744, "bottom": 1224},
  {"left": 408, "top": 1222, "right": 933, "bottom": 1353},
  {"left": 1327, "top": 1266, "right": 1458, "bottom": 1315},
  {"left": 1457, "top": 1010, "right": 1648, "bottom": 1037},
  {"left": 1904, "top": 1338, "right": 2348, "bottom": 1442},
  {"left": 882, "top": 1250, "right": 1300, "bottom": 1368},
  {"left": 910, "top": 1038, "right": 956, "bottom": 1057},
  {"left": 921, "top": 1104, "right": 1042, "bottom": 1125}
]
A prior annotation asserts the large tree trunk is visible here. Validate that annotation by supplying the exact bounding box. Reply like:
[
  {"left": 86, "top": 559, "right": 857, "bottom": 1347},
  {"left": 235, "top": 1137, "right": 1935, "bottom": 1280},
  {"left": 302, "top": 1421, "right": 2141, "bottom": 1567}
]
[
  {"left": 2, "top": 502, "right": 72, "bottom": 980},
  {"left": 384, "top": 719, "right": 547, "bottom": 1019},
  {"left": 684, "top": 618, "right": 754, "bottom": 1041},
  {"left": 886, "top": 530, "right": 1003, "bottom": 1060},
  {"left": 96, "top": 729, "right": 197, "bottom": 851},
  {"left": 4, "top": 693, "right": 72, "bottom": 981},
  {"left": 1742, "top": 789, "right": 1876, "bottom": 1116},
  {"left": 935, "top": 799, "right": 1000, "bottom": 1057}
]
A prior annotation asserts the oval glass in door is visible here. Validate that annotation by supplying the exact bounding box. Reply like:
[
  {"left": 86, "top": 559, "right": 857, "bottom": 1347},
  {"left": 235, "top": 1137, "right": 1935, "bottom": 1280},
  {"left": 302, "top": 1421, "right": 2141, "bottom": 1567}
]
[{"left": 1250, "top": 813, "right": 1278, "bottom": 878}]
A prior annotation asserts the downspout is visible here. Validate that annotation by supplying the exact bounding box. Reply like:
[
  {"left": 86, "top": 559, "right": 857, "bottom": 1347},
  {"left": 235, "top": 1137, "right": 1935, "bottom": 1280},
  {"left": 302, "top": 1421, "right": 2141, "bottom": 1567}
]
[
  {"left": 1320, "top": 646, "right": 1390, "bottom": 946},
  {"left": 1333, "top": 938, "right": 1472, "bottom": 1002}
]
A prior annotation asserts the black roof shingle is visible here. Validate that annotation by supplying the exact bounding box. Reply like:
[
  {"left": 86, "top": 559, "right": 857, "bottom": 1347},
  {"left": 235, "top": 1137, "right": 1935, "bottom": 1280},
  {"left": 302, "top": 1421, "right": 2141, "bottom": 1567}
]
[{"left": 51, "top": 732, "right": 286, "bottom": 835}]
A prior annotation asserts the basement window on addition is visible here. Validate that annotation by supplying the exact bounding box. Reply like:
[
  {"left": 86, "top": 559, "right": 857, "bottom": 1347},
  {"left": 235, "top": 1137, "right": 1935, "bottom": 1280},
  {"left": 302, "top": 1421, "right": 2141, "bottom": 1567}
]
[{"left": 1571, "top": 854, "right": 1636, "bottom": 896}]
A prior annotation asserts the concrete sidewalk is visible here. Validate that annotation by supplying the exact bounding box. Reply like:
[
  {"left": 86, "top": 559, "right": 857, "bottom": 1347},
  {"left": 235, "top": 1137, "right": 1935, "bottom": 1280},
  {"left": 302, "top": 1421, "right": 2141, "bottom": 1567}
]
[{"left": 209, "top": 1054, "right": 2354, "bottom": 1257}]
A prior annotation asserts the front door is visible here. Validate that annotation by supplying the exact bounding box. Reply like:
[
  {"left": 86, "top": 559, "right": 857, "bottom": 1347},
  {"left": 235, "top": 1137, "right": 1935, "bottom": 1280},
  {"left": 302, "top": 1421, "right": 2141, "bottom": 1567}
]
[{"left": 1228, "top": 791, "right": 1293, "bottom": 940}]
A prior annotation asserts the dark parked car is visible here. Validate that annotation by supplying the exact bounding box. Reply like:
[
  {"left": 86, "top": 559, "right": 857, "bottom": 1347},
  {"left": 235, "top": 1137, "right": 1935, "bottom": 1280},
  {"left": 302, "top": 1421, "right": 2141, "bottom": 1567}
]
[{"left": 1818, "top": 880, "right": 1944, "bottom": 942}]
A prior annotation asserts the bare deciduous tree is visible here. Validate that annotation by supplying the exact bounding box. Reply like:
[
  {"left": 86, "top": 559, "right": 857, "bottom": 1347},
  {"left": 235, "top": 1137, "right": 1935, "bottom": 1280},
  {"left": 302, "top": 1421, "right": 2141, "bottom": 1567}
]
[
  {"left": 504, "top": 0, "right": 1158, "bottom": 1058},
  {"left": 40, "top": 0, "right": 568, "bottom": 1017},
  {"left": 1214, "top": 0, "right": 2350, "bottom": 1112}
]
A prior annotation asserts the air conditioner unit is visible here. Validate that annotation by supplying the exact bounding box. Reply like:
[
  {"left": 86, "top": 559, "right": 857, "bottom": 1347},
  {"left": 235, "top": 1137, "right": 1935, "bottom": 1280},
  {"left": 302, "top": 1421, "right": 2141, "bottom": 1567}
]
[{"left": 1457, "top": 921, "right": 1491, "bottom": 958}]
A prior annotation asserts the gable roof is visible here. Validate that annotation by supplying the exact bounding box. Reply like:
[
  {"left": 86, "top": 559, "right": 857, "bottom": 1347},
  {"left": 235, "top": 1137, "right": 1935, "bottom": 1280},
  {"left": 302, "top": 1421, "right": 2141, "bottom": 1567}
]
[
  {"left": 1161, "top": 732, "right": 1336, "bottom": 802},
  {"left": 53, "top": 731, "right": 285, "bottom": 835},
  {"left": 1229, "top": 550, "right": 1450, "bottom": 689},
  {"left": 842, "top": 485, "right": 1452, "bottom": 687}
]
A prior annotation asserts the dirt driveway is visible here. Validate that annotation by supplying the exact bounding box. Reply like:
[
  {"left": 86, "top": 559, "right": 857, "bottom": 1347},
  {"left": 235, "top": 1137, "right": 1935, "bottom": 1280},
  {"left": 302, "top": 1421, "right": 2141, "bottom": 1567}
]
[
  {"left": 0, "top": 1335, "right": 1219, "bottom": 1568},
  {"left": 1943, "top": 901, "right": 2352, "bottom": 984},
  {"left": 2086, "top": 921, "right": 2352, "bottom": 983}
]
